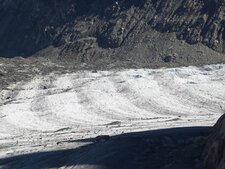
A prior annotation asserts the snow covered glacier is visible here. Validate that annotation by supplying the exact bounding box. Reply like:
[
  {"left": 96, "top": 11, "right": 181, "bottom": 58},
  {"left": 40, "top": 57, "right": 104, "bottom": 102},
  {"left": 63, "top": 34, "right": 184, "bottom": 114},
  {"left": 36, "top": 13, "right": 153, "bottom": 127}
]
[{"left": 0, "top": 64, "right": 225, "bottom": 158}]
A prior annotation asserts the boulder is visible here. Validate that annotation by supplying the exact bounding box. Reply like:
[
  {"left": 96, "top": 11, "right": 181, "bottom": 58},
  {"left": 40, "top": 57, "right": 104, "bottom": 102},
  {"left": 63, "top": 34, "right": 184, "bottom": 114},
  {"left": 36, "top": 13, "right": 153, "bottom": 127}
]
[{"left": 203, "top": 114, "right": 225, "bottom": 169}]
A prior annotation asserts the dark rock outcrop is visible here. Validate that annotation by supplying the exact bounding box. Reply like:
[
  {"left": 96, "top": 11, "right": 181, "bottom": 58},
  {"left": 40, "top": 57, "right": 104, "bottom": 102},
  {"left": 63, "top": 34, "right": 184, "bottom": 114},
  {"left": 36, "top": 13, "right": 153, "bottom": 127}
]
[
  {"left": 203, "top": 113, "right": 225, "bottom": 169},
  {"left": 1, "top": 0, "right": 225, "bottom": 66}
]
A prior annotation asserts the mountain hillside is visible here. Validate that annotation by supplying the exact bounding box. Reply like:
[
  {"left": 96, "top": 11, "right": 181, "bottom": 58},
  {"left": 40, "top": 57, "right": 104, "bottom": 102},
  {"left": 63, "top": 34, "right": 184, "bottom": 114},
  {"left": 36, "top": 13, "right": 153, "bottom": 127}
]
[{"left": 1, "top": 0, "right": 225, "bottom": 67}]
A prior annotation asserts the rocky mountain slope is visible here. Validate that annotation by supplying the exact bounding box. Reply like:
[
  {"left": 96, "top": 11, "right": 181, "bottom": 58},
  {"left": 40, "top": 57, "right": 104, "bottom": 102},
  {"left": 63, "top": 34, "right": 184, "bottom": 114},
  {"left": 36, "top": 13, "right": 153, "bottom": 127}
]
[{"left": 1, "top": 0, "right": 225, "bottom": 67}]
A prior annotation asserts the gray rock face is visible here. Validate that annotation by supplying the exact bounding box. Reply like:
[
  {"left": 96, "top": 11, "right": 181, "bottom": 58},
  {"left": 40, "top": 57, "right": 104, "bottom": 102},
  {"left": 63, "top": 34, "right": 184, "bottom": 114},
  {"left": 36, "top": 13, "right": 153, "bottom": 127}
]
[
  {"left": 203, "top": 114, "right": 225, "bottom": 169},
  {"left": 1, "top": 0, "right": 225, "bottom": 66}
]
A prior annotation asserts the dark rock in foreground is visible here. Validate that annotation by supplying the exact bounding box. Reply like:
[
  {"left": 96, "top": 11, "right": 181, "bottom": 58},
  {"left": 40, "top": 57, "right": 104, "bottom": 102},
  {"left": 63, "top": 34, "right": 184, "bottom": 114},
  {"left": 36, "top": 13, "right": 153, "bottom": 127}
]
[{"left": 203, "top": 113, "right": 225, "bottom": 169}]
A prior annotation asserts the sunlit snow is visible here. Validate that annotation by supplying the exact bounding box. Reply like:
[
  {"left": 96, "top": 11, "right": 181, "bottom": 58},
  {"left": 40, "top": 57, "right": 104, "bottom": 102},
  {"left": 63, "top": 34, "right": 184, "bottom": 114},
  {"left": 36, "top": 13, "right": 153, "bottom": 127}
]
[{"left": 0, "top": 64, "right": 225, "bottom": 157}]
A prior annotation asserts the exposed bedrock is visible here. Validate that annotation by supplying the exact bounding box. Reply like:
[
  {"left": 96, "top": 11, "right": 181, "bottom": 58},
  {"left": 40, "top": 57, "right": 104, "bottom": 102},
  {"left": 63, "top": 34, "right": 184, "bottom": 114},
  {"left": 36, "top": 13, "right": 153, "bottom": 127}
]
[{"left": 1, "top": 0, "right": 225, "bottom": 66}]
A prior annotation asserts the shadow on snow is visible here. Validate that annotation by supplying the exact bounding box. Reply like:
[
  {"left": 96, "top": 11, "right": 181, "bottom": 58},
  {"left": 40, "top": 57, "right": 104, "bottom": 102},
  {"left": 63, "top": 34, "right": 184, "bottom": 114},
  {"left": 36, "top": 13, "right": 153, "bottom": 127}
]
[{"left": 0, "top": 126, "right": 212, "bottom": 169}]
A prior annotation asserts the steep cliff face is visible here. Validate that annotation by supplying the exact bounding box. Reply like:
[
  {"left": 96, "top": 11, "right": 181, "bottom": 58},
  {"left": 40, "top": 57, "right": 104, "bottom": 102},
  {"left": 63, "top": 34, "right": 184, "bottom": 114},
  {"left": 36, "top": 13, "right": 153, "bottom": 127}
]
[
  {"left": 98, "top": 0, "right": 225, "bottom": 50},
  {"left": 203, "top": 114, "right": 225, "bottom": 169},
  {"left": 1, "top": 0, "right": 225, "bottom": 66},
  {"left": 0, "top": 0, "right": 95, "bottom": 56}
]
